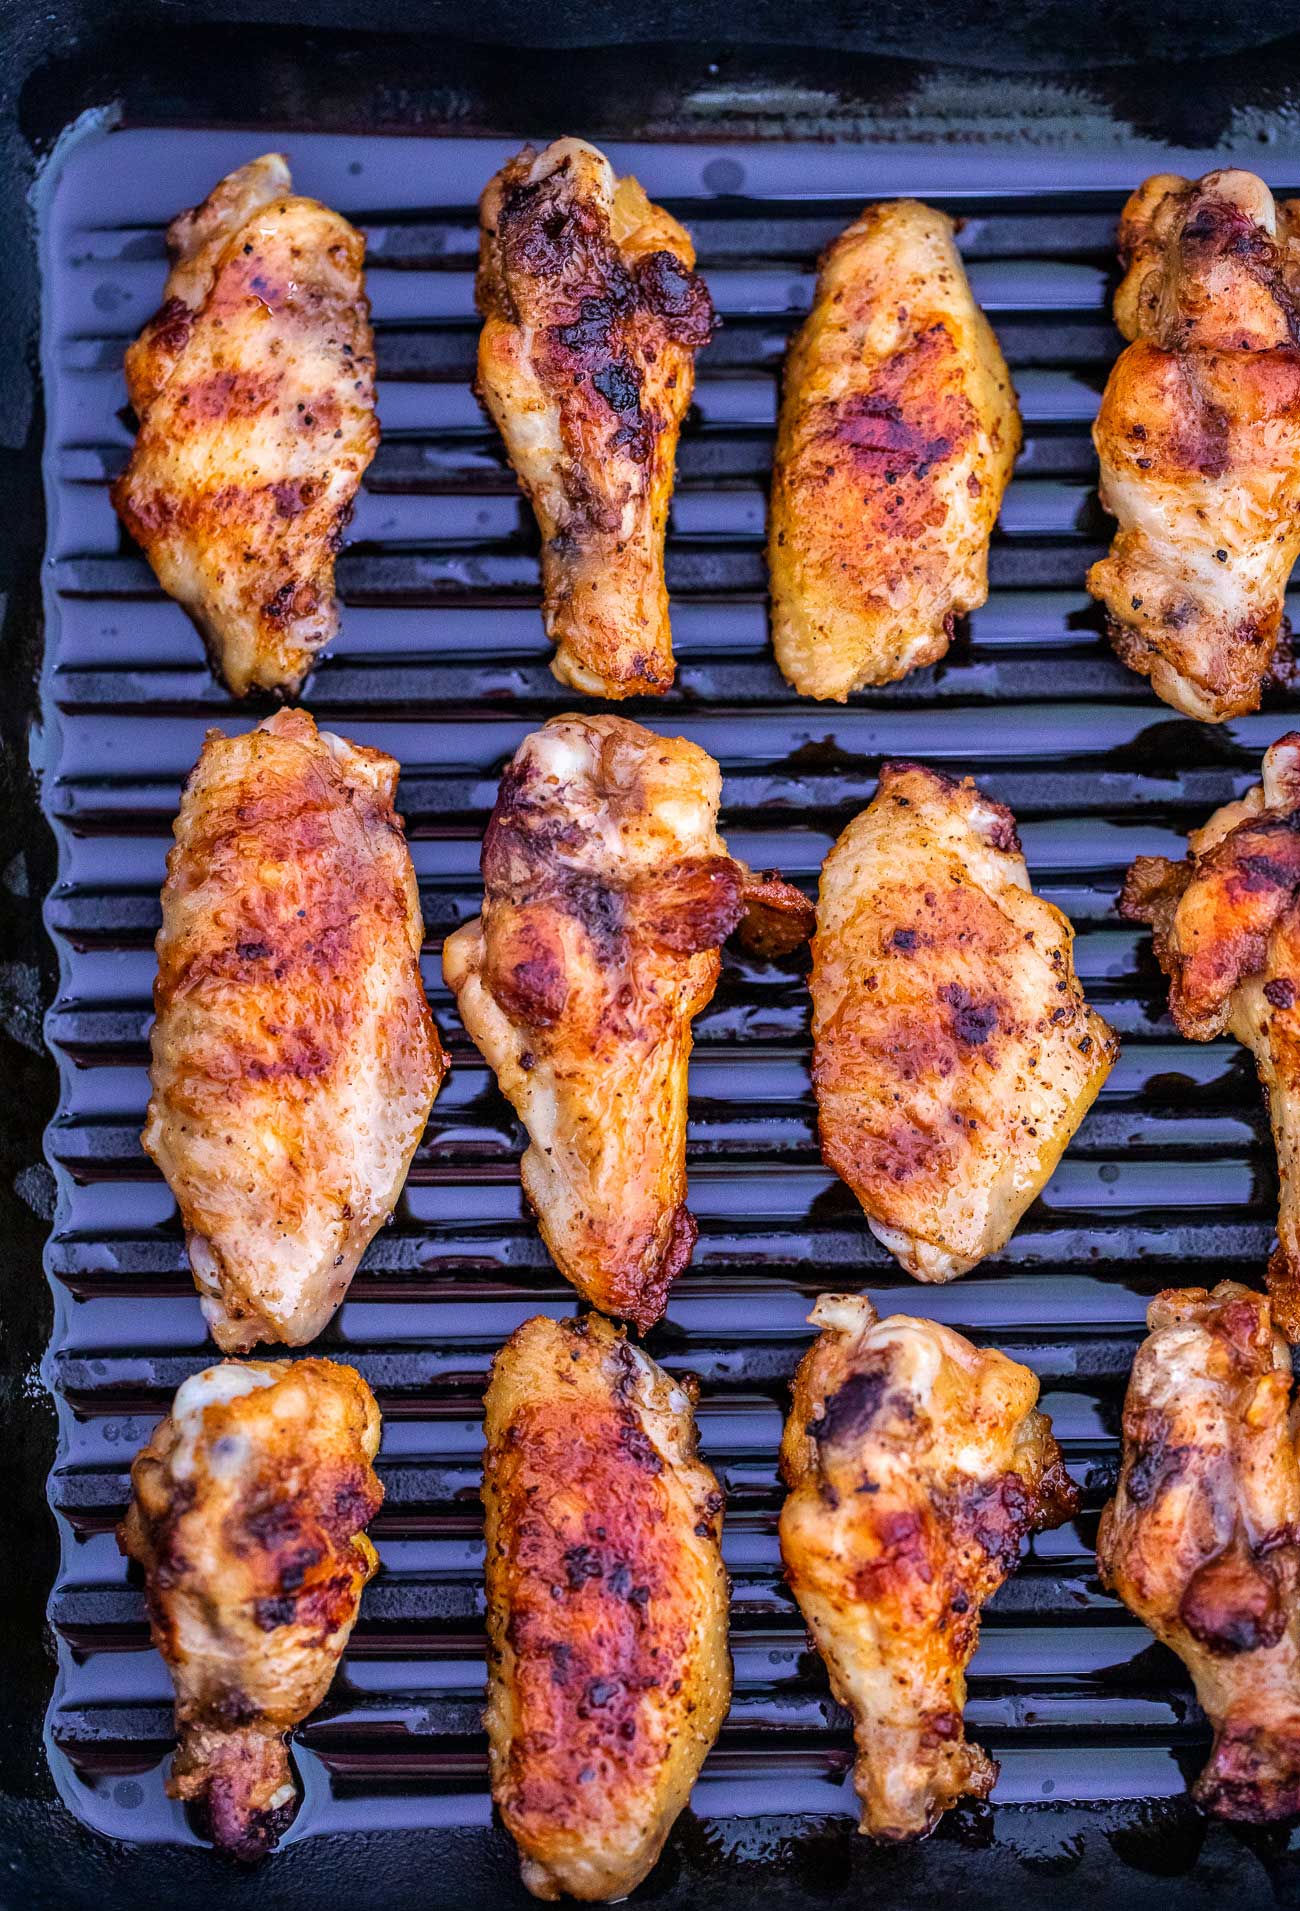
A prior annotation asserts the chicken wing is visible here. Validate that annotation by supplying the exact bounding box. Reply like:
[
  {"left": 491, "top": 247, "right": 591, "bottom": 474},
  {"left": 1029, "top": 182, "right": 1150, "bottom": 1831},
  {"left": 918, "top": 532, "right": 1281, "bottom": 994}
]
[
  {"left": 118, "top": 1356, "right": 383, "bottom": 1859},
  {"left": 1098, "top": 1281, "right": 1300, "bottom": 1821},
  {"left": 1120, "top": 732, "right": 1300, "bottom": 1336},
  {"left": 476, "top": 138, "right": 715, "bottom": 699},
  {"left": 144, "top": 706, "right": 447, "bottom": 1350},
  {"left": 780, "top": 1293, "right": 1076, "bottom": 1841},
  {"left": 769, "top": 199, "right": 1020, "bottom": 701},
  {"left": 111, "top": 153, "right": 378, "bottom": 698},
  {"left": 442, "top": 713, "right": 811, "bottom": 1329},
  {"left": 483, "top": 1311, "right": 729, "bottom": 1900},
  {"left": 1087, "top": 169, "right": 1300, "bottom": 722},
  {"left": 811, "top": 762, "right": 1117, "bottom": 1281}
]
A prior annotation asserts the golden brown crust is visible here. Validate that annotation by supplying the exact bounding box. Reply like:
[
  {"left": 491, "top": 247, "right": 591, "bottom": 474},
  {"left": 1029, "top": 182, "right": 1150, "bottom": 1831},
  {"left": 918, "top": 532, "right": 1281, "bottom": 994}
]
[
  {"left": 443, "top": 714, "right": 805, "bottom": 1330},
  {"left": 1097, "top": 1282, "right": 1300, "bottom": 1822},
  {"left": 1089, "top": 170, "right": 1300, "bottom": 722},
  {"left": 111, "top": 154, "right": 378, "bottom": 697},
  {"left": 779, "top": 1294, "right": 1076, "bottom": 1840},
  {"left": 810, "top": 762, "right": 1117, "bottom": 1280},
  {"left": 476, "top": 139, "right": 714, "bottom": 699},
  {"left": 143, "top": 707, "right": 447, "bottom": 1350},
  {"left": 118, "top": 1358, "right": 383, "bottom": 1859},
  {"left": 483, "top": 1313, "right": 730, "bottom": 1900},
  {"left": 769, "top": 200, "right": 1020, "bottom": 700},
  {"left": 1119, "top": 735, "right": 1300, "bottom": 1336}
]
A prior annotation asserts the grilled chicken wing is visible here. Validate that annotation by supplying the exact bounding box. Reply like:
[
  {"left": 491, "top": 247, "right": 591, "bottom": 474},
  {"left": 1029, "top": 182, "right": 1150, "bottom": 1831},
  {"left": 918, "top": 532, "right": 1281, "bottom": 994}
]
[
  {"left": 111, "top": 153, "right": 378, "bottom": 698},
  {"left": 780, "top": 1293, "right": 1076, "bottom": 1841},
  {"left": 144, "top": 707, "right": 447, "bottom": 1351},
  {"left": 811, "top": 762, "right": 1117, "bottom": 1281},
  {"left": 1098, "top": 1282, "right": 1300, "bottom": 1821},
  {"left": 443, "top": 714, "right": 811, "bottom": 1329},
  {"left": 1120, "top": 732, "right": 1300, "bottom": 1336},
  {"left": 769, "top": 200, "right": 1020, "bottom": 700},
  {"left": 1088, "top": 170, "right": 1300, "bottom": 722},
  {"left": 476, "top": 138, "right": 715, "bottom": 699},
  {"left": 118, "top": 1357, "right": 383, "bottom": 1859},
  {"left": 483, "top": 1311, "right": 730, "bottom": 1901}
]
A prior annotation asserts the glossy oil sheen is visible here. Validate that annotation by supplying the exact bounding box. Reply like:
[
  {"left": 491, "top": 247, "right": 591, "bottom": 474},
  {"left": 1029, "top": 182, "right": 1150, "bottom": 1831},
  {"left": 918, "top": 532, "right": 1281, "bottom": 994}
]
[{"left": 35, "top": 120, "right": 1300, "bottom": 1885}]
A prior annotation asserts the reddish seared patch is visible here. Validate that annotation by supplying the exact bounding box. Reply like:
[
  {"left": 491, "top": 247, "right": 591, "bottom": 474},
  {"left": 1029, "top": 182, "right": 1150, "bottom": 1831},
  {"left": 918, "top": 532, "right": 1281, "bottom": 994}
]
[{"left": 492, "top": 1396, "right": 699, "bottom": 1838}]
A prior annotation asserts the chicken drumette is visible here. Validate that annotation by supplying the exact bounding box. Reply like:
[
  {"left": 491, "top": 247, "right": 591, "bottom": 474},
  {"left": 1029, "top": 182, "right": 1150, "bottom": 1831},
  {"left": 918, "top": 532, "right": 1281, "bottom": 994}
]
[
  {"left": 144, "top": 707, "right": 447, "bottom": 1350},
  {"left": 476, "top": 138, "right": 715, "bottom": 698},
  {"left": 1098, "top": 1282, "right": 1300, "bottom": 1821},
  {"left": 483, "top": 1312, "right": 730, "bottom": 1901},
  {"left": 811, "top": 762, "right": 1117, "bottom": 1281},
  {"left": 442, "top": 713, "right": 810, "bottom": 1330},
  {"left": 1088, "top": 169, "right": 1300, "bottom": 722},
  {"left": 111, "top": 153, "right": 378, "bottom": 698},
  {"left": 780, "top": 1294, "right": 1076, "bottom": 1841},
  {"left": 1121, "top": 732, "right": 1300, "bottom": 1337},
  {"left": 769, "top": 199, "right": 1021, "bottom": 700},
  {"left": 118, "top": 1357, "right": 383, "bottom": 1859}
]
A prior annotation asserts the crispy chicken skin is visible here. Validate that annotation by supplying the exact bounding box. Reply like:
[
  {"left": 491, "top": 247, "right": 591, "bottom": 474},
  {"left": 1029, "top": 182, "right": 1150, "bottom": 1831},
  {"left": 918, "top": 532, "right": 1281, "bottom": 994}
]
[
  {"left": 1097, "top": 1282, "right": 1300, "bottom": 1822},
  {"left": 811, "top": 763, "right": 1117, "bottom": 1281},
  {"left": 1088, "top": 170, "right": 1300, "bottom": 722},
  {"left": 111, "top": 153, "right": 378, "bottom": 698},
  {"left": 442, "top": 714, "right": 811, "bottom": 1329},
  {"left": 118, "top": 1357, "right": 383, "bottom": 1859},
  {"left": 1120, "top": 733, "right": 1300, "bottom": 1337},
  {"left": 476, "top": 138, "right": 715, "bottom": 699},
  {"left": 483, "top": 1312, "right": 730, "bottom": 1901},
  {"left": 144, "top": 707, "right": 447, "bottom": 1351},
  {"left": 780, "top": 1294, "right": 1076, "bottom": 1841},
  {"left": 769, "top": 200, "right": 1021, "bottom": 701}
]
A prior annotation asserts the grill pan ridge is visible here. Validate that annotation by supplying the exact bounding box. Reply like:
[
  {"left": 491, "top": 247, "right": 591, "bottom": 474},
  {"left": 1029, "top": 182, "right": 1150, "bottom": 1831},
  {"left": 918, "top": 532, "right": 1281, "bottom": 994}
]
[{"left": 35, "top": 121, "right": 1300, "bottom": 1898}]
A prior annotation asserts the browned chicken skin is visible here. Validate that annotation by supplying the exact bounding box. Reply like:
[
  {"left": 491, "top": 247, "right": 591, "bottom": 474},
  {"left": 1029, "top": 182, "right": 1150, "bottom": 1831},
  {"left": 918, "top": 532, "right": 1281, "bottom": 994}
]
[
  {"left": 811, "top": 762, "right": 1117, "bottom": 1280},
  {"left": 769, "top": 199, "right": 1021, "bottom": 700},
  {"left": 118, "top": 1357, "right": 383, "bottom": 1859},
  {"left": 111, "top": 153, "right": 378, "bottom": 698},
  {"left": 1121, "top": 733, "right": 1300, "bottom": 1338},
  {"left": 442, "top": 714, "right": 810, "bottom": 1329},
  {"left": 1088, "top": 170, "right": 1300, "bottom": 722},
  {"left": 1098, "top": 1282, "right": 1300, "bottom": 1822},
  {"left": 780, "top": 1294, "right": 1077, "bottom": 1841},
  {"left": 144, "top": 707, "right": 447, "bottom": 1350},
  {"left": 476, "top": 138, "right": 715, "bottom": 698},
  {"left": 483, "top": 1312, "right": 730, "bottom": 1901}
]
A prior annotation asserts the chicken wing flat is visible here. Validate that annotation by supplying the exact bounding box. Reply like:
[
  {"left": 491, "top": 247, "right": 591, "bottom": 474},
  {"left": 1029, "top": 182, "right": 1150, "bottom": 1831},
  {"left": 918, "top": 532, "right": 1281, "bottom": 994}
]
[
  {"left": 144, "top": 707, "right": 447, "bottom": 1351},
  {"left": 476, "top": 138, "right": 715, "bottom": 699},
  {"left": 1120, "top": 732, "right": 1300, "bottom": 1337},
  {"left": 111, "top": 153, "right": 378, "bottom": 697},
  {"left": 483, "top": 1312, "right": 729, "bottom": 1901},
  {"left": 1088, "top": 170, "right": 1300, "bottom": 722},
  {"left": 769, "top": 199, "right": 1020, "bottom": 701},
  {"left": 118, "top": 1356, "right": 383, "bottom": 1859},
  {"left": 780, "top": 1293, "right": 1076, "bottom": 1841},
  {"left": 811, "top": 762, "right": 1117, "bottom": 1281},
  {"left": 1098, "top": 1282, "right": 1300, "bottom": 1821},
  {"left": 443, "top": 713, "right": 811, "bottom": 1329}
]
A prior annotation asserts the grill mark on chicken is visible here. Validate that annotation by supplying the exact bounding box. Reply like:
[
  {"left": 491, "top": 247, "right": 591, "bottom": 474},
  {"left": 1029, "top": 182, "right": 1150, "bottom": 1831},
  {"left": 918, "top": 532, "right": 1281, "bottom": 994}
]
[{"left": 1098, "top": 1283, "right": 1300, "bottom": 1821}]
